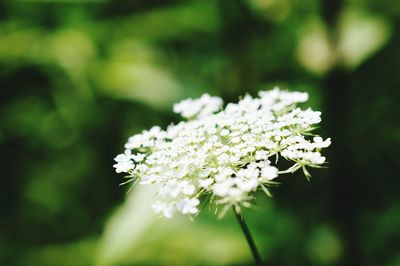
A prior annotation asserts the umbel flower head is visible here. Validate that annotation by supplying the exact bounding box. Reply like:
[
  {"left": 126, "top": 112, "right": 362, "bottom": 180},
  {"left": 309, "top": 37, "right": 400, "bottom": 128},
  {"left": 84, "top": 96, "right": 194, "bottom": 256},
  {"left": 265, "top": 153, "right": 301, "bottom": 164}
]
[{"left": 113, "top": 88, "right": 331, "bottom": 218}]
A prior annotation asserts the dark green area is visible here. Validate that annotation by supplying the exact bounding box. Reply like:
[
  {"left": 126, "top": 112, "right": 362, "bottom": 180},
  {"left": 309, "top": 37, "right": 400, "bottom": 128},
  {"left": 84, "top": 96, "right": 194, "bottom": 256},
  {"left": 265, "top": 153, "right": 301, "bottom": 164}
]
[{"left": 1, "top": 0, "right": 399, "bottom": 265}]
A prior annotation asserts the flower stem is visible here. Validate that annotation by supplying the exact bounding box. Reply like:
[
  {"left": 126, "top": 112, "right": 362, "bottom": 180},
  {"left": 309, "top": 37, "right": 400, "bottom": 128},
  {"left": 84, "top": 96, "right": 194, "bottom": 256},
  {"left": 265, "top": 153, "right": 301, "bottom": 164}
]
[{"left": 233, "top": 207, "right": 264, "bottom": 266}]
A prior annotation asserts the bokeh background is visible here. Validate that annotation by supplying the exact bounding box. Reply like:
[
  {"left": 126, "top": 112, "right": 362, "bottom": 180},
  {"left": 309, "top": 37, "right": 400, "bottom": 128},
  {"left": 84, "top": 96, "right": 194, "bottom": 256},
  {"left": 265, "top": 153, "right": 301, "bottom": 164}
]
[{"left": 1, "top": 0, "right": 399, "bottom": 265}]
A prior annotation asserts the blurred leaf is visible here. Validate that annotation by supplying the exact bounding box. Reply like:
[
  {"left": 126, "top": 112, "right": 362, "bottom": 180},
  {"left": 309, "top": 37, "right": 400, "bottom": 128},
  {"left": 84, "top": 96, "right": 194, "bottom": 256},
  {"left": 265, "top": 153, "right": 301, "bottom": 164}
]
[
  {"left": 296, "top": 19, "right": 333, "bottom": 75},
  {"left": 48, "top": 29, "right": 96, "bottom": 70},
  {"left": 20, "top": 238, "right": 96, "bottom": 266},
  {"left": 96, "top": 186, "right": 249, "bottom": 266},
  {"left": 306, "top": 225, "right": 343, "bottom": 265},
  {"left": 338, "top": 8, "right": 391, "bottom": 69},
  {"left": 296, "top": 8, "right": 391, "bottom": 74},
  {"left": 93, "top": 61, "right": 182, "bottom": 108},
  {"left": 98, "top": 1, "right": 219, "bottom": 42},
  {"left": 248, "top": 0, "right": 292, "bottom": 22}
]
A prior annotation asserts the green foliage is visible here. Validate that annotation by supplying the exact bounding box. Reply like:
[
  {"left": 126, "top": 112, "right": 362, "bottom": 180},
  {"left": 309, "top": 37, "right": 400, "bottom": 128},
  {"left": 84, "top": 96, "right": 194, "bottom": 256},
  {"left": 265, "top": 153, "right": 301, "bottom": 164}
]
[{"left": 1, "top": 0, "right": 400, "bottom": 265}]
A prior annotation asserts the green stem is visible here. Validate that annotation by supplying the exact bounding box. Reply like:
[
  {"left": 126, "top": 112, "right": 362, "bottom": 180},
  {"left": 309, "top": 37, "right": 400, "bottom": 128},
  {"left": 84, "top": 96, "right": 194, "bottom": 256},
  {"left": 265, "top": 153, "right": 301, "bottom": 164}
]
[{"left": 233, "top": 207, "right": 264, "bottom": 266}]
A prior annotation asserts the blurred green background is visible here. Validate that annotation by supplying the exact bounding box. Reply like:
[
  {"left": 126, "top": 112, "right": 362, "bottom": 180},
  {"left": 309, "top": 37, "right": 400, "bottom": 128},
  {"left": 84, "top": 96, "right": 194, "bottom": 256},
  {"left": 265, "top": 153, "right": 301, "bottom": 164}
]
[{"left": 1, "top": 0, "right": 399, "bottom": 265}]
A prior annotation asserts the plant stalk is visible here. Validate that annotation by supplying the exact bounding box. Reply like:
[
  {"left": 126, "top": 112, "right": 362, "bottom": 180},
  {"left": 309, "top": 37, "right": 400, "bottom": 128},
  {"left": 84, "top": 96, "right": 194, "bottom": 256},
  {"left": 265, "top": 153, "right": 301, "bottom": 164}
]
[{"left": 233, "top": 207, "right": 264, "bottom": 266}]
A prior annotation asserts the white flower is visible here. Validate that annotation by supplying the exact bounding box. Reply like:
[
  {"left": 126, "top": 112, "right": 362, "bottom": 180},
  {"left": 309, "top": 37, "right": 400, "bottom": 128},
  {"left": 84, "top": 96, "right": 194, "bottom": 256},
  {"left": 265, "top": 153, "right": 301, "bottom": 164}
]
[
  {"left": 173, "top": 94, "right": 223, "bottom": 119},
  {"left": 176, "top": 198, "right": 200, "bottom": 215},
  {"left": 180, "top": 181, "right": 196, "bottom": 195},
  {"left": 114, "top": 88, "right": 331, "bottom": 218},
  {"left": 220, "top": 129, "right": 230, "bottom": 136},
  {"left": 213, "top": 181, "right": 232, "bottom": 197},
  {"left": 199, "top": 178, "right": 213, "bottom": 188},
  {"left": 313, "top": 137, "right": 331, "bottom": 148},
  {"left": 255, "top": 150, "right": 269, "bottom": 160},
  {"left": 152, "top": 201, "right": 174, "bottom": 218},
  {"left": 132, "top": 154, "right": 146, "bottom": 162},
  {"left": 113, "top": 161, "right": 134, "bottom": 173},
  {"left": 260, "top": 165, "right": 278, "bottom": 181},
  {"left": 236, "top": 178, "right": 258, "bottom": 192},
  {"left": 113, "top": 150, "right": 134, "bottom": 173}
]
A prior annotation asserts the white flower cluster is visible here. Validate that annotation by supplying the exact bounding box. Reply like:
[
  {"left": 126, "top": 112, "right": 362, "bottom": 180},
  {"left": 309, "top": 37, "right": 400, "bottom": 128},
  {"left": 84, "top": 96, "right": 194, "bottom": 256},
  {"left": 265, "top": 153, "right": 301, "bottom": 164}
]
[{"left": 114, "top": 88, "right": 331, "bottom": 218}]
